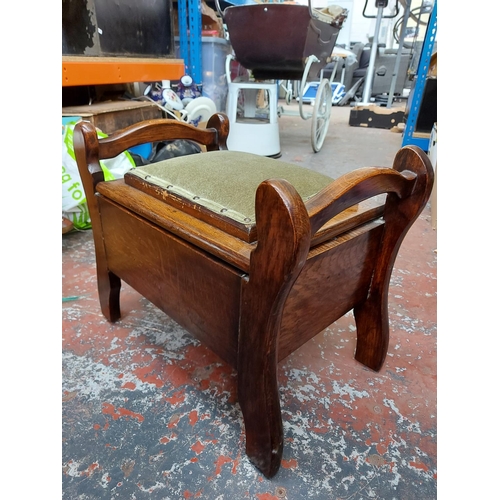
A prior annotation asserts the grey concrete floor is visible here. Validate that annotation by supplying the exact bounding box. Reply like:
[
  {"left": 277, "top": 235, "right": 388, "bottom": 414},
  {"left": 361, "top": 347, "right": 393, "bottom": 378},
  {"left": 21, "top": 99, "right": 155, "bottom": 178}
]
[
  {"left": 62, "top": 102, "right": 437, "bottom": 499},
  {"left": 277, "top": 102, "right": 404, "bottom": 176}
]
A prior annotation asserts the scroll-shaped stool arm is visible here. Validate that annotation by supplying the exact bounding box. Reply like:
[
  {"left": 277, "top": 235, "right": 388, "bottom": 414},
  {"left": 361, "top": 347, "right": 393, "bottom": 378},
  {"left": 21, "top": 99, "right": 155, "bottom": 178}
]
[
  {"left": 238, "top": 179, "right": 311, "bottom": 479},
  {"left": 73, "top": 121, "right": 122, "bottom": 322},
  {"left": 303, "top": 145, "right": 434, "bottom": 371},
  {"left": 97, "top": 113, "right": 230, "bottom": 159},
  {"left": 72, "top": 113, "right": 230, "bottom": 323},
  {"left": 73, "top": 113, "right": 230, "bottom": 216},
  {"left": 353, "top": 146, "right": 434, "bottom": 371},
  {"left": 306, "top": 166, "right": 417, "bottom": 235}
]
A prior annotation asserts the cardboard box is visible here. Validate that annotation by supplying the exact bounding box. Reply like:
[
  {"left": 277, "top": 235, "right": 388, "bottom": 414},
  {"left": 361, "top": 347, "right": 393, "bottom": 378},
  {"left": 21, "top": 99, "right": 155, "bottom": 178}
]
[
  {"left": 62, "top": 100, "right": 164, "bottom": 134},
  {"left": 349, "top": 104, "right": 405, "bottom": 129}
]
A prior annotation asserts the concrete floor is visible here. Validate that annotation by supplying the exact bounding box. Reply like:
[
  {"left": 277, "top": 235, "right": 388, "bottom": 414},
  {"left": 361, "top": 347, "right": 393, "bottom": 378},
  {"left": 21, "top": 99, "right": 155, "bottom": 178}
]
[{"left": 62, "top": 103, "right": 437, "bottom": 499}]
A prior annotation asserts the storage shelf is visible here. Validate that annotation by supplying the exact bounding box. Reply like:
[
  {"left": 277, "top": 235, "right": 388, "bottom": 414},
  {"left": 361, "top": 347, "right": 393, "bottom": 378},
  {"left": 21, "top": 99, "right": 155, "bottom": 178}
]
[
  {"left": 401, "top": 2, "right": 437, "bottom": 152},
  {"left": 62, "top": 56, "right": 185, "bottom": 87}
]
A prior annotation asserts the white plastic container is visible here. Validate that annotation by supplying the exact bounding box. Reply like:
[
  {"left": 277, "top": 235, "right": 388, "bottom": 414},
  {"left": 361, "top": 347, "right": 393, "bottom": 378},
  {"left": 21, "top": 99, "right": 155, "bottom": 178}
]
[{"left": 174, "top": 37, "right": 232, "bottom": 112}]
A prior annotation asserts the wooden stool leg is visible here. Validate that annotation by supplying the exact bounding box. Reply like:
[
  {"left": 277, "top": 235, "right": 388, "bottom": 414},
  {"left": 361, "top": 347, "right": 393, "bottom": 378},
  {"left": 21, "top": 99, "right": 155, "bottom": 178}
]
[
  {"left": 96, "top": 266, "right": 121, "bottom": 322},
  {"left": 238, "top": 179, "right": 311, "bottom": 478},
  {"left": 354, "top": 283, "right": 389, "bottom": 371},
  {"left": 73, "top": 122, "right": 122, "bottom": 322},
  {"left": 354, "top": 146, "right": 434, "bottom": 371}
]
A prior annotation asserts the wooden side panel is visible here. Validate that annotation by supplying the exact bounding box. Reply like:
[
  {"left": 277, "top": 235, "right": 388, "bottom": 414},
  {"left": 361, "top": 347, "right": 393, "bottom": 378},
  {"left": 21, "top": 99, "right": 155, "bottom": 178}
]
[
  {"left": 278, "top": 221, "right": 384, "bottom": 361},
  {"left": 98, "top": 198, "right": 243, "bottom": 368}
]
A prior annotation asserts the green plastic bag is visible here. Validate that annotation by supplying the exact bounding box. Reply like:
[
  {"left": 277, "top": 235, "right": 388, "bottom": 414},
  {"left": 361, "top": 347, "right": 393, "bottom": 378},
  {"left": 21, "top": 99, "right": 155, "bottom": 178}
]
[{"left": 62, "top": 121, "right": 136, "bottom": 229}]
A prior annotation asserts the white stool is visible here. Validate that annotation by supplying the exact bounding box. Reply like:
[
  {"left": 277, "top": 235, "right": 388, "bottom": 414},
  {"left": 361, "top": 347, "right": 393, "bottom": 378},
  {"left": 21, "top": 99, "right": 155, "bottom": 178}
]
[{"left": 225, "top": 56, "right": 281, "bottom": 157}]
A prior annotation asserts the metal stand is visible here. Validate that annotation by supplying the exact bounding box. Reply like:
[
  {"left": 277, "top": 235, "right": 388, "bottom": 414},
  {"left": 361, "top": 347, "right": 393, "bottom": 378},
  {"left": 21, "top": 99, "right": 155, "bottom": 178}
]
[
  {"left": 359, "top": 0, "right": 403, "bottom": 105},
  {"left": 178, "top": 0, "right": 202, "bottom": 85},
  {"left": 360, "top": 3, "right": 386, "bottom": 105},
  {"left": 387, "top": 0, "right": 413, "bottom": 108},
  {"left": 349, "top": 0, "right": 407, "bottom": 129},
  {"left": 401, "top": 0, "right": 437, "bottom": 151}
]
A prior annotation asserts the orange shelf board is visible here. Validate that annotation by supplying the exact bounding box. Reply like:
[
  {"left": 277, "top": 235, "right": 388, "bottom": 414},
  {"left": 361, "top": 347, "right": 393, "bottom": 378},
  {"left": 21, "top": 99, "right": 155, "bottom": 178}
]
[{"left": 62, "top": 57, "right": 185, "bottom": 86}]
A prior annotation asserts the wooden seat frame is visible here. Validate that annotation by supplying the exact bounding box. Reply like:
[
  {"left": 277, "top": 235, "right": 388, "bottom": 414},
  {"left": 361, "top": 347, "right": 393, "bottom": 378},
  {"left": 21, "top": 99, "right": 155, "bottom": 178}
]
[{"left": 73, "top": 113, "right": 434, "bottom": 478}]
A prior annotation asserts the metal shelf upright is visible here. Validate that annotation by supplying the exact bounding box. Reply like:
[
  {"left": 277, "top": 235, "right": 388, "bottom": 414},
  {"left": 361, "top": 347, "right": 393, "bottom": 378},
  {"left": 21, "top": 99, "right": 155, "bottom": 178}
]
[
  {"left": 401, "top": 0, "right": 437, "bottom": 151},
  {"left": 178, "top": 0, "right": 203, "bottom": 85}
]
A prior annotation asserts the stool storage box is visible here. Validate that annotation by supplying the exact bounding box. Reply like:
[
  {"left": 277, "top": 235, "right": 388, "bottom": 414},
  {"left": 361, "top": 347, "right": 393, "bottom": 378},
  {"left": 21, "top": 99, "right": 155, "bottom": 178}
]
[{"left": 73, "top": 113, "right": 434, "bottom": 478}]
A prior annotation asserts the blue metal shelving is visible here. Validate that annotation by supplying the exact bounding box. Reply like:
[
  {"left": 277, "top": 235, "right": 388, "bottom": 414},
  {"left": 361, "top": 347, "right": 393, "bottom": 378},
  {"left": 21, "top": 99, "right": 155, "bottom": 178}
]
[
  {"left": 401, "top": 1, "right": 437, "bottom": 152},
  {"left": 178, "top": 0, "right": 203, "bottom": 85}
]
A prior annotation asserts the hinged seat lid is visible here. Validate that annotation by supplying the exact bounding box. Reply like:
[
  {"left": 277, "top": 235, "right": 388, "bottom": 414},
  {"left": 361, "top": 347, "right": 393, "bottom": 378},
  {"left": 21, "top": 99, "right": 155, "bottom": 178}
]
[{"left": 124, "top": 150, "right": 334, "bottom": 243}]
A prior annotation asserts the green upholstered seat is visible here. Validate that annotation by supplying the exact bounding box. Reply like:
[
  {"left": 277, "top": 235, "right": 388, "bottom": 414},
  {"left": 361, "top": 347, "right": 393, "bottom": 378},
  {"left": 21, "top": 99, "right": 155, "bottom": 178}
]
[
  {"left": 125, "top": 151, "right": 333, "bottom": 241},
  {"left": 125, "top": 151, "right": 333, "bottom": 230}
]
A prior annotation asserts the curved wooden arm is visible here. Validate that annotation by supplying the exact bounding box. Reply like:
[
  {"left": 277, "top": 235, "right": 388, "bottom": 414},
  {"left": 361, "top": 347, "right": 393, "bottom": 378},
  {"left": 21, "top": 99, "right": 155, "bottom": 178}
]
[
  {"left": 97, "top": 112, "right": 230, "bottom": 159},
  {"left": 206, "top": 112, "right": 230, "bottom": 151},
  {"left": 353, "top": 145, "right": 434, "bottom": 371},
  {"left": 73, "top": 120, "right": 121, "bottom": 322},
  {"left": 305, "top": 167, "right": 417, "bottom": 236},
  {"left": 71, "top": 112, "right": 230, "bottom": 323},
  {"left": 73, "top": 121, "right": 104, "bottom": 200},
  {"left": 238, "top": 178, "right": 311, "bottom": 478}
]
